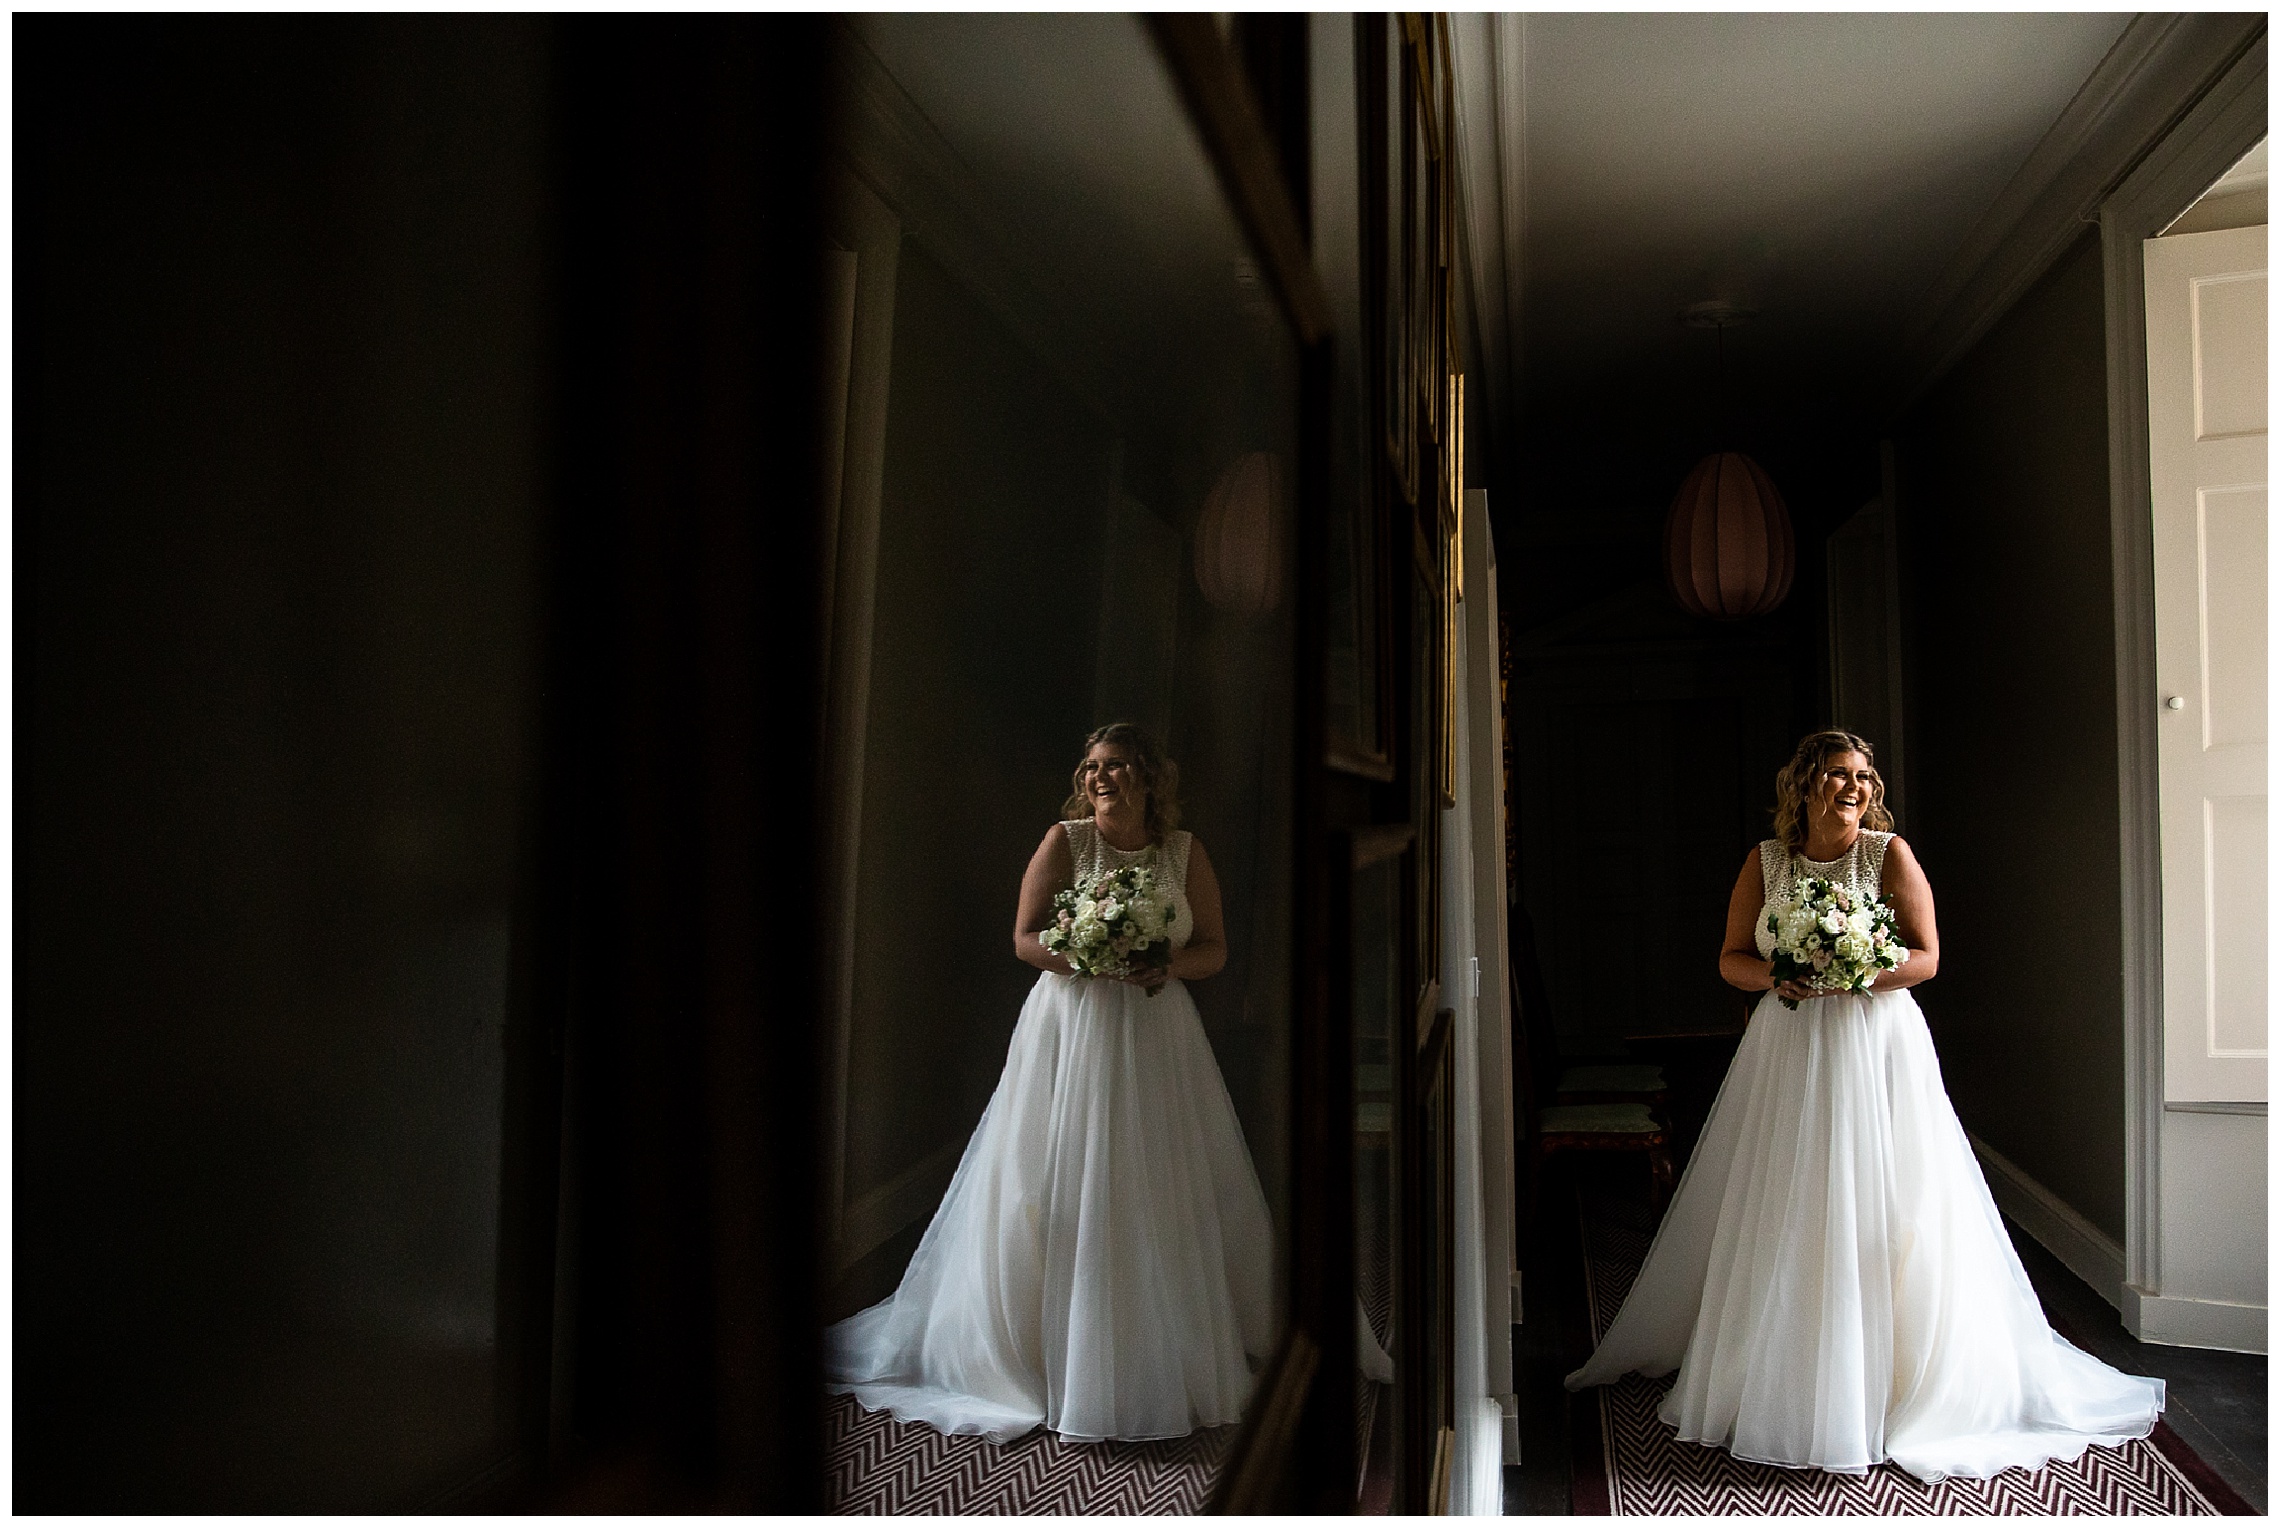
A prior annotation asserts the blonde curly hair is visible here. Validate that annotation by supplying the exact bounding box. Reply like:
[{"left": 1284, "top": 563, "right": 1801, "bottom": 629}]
[
  {"left": 1061, "top": 722, "right": 1182, "bottom": 842},
  {"left": 1772, "top": 729, "right": 1894, "bottom": 850}
]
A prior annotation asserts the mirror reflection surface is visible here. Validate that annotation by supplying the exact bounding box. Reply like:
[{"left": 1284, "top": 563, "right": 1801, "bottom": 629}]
[
  {"left": 1353, "top": 851, "right": 1403, "bottom": 1505},
  {"left": 817, "top": 13, "right": 1297, "bottom": 1489},
  {"left": 1316, "top": 15, "right": 1383, "bottom": 761}
]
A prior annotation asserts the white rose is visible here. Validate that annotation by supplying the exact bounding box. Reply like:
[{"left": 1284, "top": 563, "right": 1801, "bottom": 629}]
[
  {"left": 1819, "top": 910, "right": 1847, "bottom": 936},
  {"left": 1847, "top": 909, "right": 1873, "bottom": 938}
]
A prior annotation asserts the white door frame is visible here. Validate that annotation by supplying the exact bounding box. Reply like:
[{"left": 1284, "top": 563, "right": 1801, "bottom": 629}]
[{"left": 2097, "top": 32, "right": 2266, "bottom": 1311}]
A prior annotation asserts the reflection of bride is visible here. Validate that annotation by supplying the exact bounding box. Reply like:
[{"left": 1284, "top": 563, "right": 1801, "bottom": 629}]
[
  {"left": 827, "top": 723, "right": 1274, "bottom": 1443},
  {"left": 1567, "top": 730, "right": 2164, "bottom": 1483}
]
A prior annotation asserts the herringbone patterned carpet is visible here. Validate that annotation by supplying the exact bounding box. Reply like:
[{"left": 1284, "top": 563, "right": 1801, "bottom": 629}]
[
  {"left": 825, "top": 1393, "right": 1232, "bottom": 1514},
  {"left": 1579, "top": 1194, "right": 2226, "bottom": 1515}
]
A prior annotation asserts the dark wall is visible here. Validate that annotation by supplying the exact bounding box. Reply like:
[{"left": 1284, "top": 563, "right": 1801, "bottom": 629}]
[
  {"left": 20, "top": 17, "right": 840, "bottom": 1511},
  {"left": 1894, "top": 231, "right": 2124, "bottom": 1242},
  {"left": 1499, "top": 391, "right": 1883, "bottom": 645},
  {"left": 18, "top": 18, "right": 551, "bottom": 1509},
  {"left": 1497, "top": 396, "right": 1879, "bottom": 1059},
  {"left": 841, "top": 242, "right": 1119, "bottom": 1221},
  {"left": 1507, "top": 600, "right": 1804, "bottom": 1056}
]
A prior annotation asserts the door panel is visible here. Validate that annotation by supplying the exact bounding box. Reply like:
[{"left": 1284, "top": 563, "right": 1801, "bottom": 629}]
[{"left": 2147, "top": 224, "right": 2267, "bottom": 1103}]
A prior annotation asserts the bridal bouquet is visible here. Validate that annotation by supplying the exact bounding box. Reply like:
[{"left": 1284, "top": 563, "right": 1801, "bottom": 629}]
[
  {"left": 1041, "top": 864, "right": 1179, "bottom": 989},
  {"left": 1765, "top": 876, "right": 1907, "bottom": 1009}
]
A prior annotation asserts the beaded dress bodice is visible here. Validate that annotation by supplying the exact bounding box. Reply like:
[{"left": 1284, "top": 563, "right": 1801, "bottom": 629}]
[
  {"left": 1063, "top": 819, "right": 1196, "bottom": 950},
  {"left": 1755, "top": 830, "right": 1892, "bottom": 959}
]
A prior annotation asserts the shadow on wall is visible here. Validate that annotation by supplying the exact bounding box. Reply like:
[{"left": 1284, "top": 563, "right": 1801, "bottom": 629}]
[
  {"left": 18, "top": 16, "right": 550, "bottom": 1510},
  {"left": 1893, "top": 230, "right": 2126, "bottom": 1247}
]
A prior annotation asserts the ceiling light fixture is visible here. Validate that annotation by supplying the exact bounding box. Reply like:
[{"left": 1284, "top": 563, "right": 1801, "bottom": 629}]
[
  {"left": 1195, "top": 451, "right": 1285, "bottom": 617},
  {"left": 1663, "top": 302, "right": 1794, "bottom": 619}
]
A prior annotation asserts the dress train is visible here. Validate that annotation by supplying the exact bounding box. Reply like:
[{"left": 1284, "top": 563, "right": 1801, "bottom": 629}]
[
  {"left": 828, "top": 967, "right": 1274, "bottom": 1442},
  {"left": 1567, "top": 986, "right": 2164, "bottom": 1484}
]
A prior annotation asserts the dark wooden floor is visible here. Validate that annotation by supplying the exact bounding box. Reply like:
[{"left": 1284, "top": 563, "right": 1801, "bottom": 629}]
[
  {"left": 1503, "top": 1157, "right": 2269, "bottom": 1515},
  {"left": 1505, "top": 1155, "right": 1605, "bottom": 1515},
  {"left": 2007, "top": 1220, "right": 2267, "bottom": 1514}
]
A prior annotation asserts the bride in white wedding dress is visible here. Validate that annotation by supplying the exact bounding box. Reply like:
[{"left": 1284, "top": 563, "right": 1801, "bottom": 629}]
[
  {"left": 1567, "top": 730, "right": 2164, "bottom": 1484},
  {"left": 827, "top": 723, "right": 1273, "bottom": 1443}
]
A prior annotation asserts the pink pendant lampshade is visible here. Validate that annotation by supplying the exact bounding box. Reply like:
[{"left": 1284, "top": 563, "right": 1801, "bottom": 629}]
[
  {"left": 1194, "top": 451, "right": 1284, "bottom": 617},
  {"left": 1663, "top": 451, "right": 1794, "bottom": 619}
]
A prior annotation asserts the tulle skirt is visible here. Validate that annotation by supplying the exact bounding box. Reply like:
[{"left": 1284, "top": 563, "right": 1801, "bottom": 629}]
[
  {"left": 826, "top": 969, "right": 1274, "bottom": 1443},
  {"left": 1566, "top": 987, "right": 2165, "bottom": 1484}
]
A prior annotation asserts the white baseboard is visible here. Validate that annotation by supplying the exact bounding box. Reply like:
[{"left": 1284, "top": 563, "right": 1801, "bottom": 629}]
[
  {"left": 837, "top": 1138, "right": 962, "bottom": 1271},
  {"left": 1972, "top": 1134, "right": 2272, "bottom": 1354},
  {"left": 2121, "top": 1287, "right": 2270, "bottom": 1354},
  {"left": 1968, "top": 1132, "right": 2129, "bottom": 1311}
]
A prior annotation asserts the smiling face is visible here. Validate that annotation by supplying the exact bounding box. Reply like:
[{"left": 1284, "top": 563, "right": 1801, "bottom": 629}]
[
  {"left": 1810, "top": 750, "right": 1877, "bottom": 833},
  {"left": 1077, "top": 741, "right": 1145, "bottom": 818}
]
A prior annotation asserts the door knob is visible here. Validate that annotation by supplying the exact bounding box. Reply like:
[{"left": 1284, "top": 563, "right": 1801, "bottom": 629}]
[{"left": 2165, "top": 695, "right": 2186, "bottom": 710}]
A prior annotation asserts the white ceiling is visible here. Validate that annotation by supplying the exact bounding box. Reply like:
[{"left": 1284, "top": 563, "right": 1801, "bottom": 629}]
[{"left": 1505, "top": 12, "right": 2134, "bottom": 428}]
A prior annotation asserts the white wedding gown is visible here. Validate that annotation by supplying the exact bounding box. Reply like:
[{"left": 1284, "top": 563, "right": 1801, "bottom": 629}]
[
  {"left": 1567, "top": 830, "right": 2165, "bottom": 1484},
  {"left": 827, "top": 820, "right": 1274, "bottom": 1442}
]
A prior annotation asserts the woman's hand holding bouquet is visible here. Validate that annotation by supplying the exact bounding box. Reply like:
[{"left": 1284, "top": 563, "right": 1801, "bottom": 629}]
[
  {"left": 1040, "top": 864, "right": 1180, "bottom": 994},
  {"left": 1765, "top": 875, "right": 1907, "bottom": 1009}
]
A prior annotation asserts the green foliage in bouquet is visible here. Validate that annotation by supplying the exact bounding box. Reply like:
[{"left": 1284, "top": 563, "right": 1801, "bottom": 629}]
[
  {"left": 1040, "top": 863, "right": 1179, "bottom": 991},
  {"left": 1765, "top": 875, "right": 1908, "bottom": 1009}
]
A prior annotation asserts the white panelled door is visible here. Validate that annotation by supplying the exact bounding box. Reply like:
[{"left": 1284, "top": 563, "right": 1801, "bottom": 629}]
[{"left": 2146, "top": 224, "right": 2268, "bottom": 1105}]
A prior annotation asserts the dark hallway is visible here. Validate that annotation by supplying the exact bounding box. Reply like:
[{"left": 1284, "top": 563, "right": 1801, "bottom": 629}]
[{"left": 14, "top": 11, "right": 2267, "bottom": 1516}]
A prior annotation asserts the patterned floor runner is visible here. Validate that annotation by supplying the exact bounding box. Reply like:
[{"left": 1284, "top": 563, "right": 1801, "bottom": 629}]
[
  {"left": 825, "top": 1392, "right": 1231, "bottom": 1514},
  {"left": 1577, "top": 1195, "right": 2228, "bottom": 1515}
]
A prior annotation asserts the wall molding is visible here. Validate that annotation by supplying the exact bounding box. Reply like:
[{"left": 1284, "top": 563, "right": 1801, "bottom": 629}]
[
  {"left": 2119, "top": 1288, "right": 2270, "bottom": 1356},
  {"left": 829, "top": 20, "right": 1126, "bottom": 430},
  {"left": 421, "top": 1448, "right": 532, "bottom": 1513},
  {"left": 2098, "top": 29, "right": 2268, "bottom": 1304},
  {"left": 1887, "top": 14, "right": 2267, "bottom": 418},
  {"left": 1449, "top": 13, "right": 1525, "bottom": 491},
  {"left": 1969, "top": 1132, "right": 2128, "bottom": 1312},
  {"left": 820, "top": 168, "right": 904, "bottom": 1268}
]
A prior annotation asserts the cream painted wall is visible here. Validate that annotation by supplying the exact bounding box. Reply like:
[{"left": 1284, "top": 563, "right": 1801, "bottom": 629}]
[
  {"left": 2152, "top": 1112, "right": 2261, "bottom": 1313},
  {"left": 2143, "top": 1109, "right": 2267, "bottom": 1350},
  {"left": 1442, "top": 490, "right": 1520, "bottom": 1510},
  {"left": 1459, "top": 490, "right": 1519, "bottom": 1478}
]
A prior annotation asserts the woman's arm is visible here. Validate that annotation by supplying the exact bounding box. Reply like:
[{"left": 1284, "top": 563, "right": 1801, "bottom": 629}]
[
  {"left": 1870, "top": 835, "right": 1940, "bottom": 991},
  {"left": 1164, "top": 837, "right": 1227, "bottom": 982},
  {"left": 1720, "top": 846, "right": 1822, "bottom": 1003},
  {"left": 1013, "top": 825, "right": 1078, "bottom": 974},
  {"left": 1719, "top": 844, "right": 1779, "bottom": 993}
]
